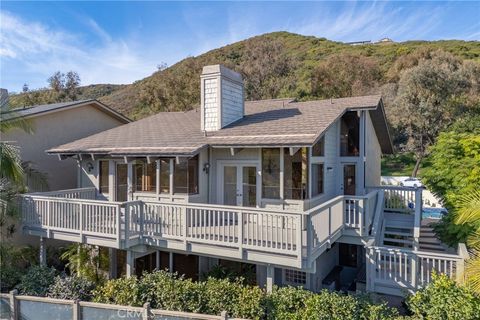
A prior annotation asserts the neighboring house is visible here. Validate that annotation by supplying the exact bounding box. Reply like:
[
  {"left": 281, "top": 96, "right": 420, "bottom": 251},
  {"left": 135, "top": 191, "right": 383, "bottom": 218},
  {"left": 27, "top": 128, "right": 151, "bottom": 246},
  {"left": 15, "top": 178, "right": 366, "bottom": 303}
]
[
  {"left": 20, "top": 65, "right": 468, "bottom": 297},
  {"left": 1, "top": 100, "right": 131, "bottom": 191}
]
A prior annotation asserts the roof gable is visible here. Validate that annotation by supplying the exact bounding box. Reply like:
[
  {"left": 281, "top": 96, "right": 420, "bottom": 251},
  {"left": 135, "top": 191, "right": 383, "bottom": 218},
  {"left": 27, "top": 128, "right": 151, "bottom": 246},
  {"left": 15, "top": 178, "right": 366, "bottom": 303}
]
[{"left": 2, "top": 100, "right": 131, "bottom": 124}]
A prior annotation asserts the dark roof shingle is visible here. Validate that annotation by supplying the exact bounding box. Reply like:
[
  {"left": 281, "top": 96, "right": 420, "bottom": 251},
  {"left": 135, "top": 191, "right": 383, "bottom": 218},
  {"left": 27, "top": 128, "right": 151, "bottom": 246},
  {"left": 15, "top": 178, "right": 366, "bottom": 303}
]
[{"left": 48, "top": 95, "right": 392, "bottom": 155}]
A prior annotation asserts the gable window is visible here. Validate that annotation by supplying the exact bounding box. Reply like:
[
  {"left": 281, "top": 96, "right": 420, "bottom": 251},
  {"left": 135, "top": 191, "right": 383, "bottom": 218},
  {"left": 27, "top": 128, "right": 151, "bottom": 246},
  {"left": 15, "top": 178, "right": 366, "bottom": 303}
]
[
  {"left": 159, "top": 159, "right": 170, "bottom": 194},
  {"left": 99, "top": 160, "right": 109, "bottom": 194},
  {"left": 133, "top": 160, "right": 156, "bottom": 192},
  {"left": 284, "top": 148, "right": 308, "bottom": 200},
  {"left": 340, "top": 112, "right": 360, "bottom": 156},
  {"left": 312, "top": 136, "right": 325, "bottom": 157},
  {"left": 262, "top": 148, "right": 280, "bottom": 199},
  {"left": 173, "top": 155, "right": 199, "bottom": 194}
]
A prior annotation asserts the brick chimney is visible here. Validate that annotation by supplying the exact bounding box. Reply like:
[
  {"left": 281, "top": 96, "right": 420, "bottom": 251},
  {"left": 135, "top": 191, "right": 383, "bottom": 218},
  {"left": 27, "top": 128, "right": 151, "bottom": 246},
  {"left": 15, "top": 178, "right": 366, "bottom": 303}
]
[{"left": 200, "top": 65, "right": 244, "bottom": 132}]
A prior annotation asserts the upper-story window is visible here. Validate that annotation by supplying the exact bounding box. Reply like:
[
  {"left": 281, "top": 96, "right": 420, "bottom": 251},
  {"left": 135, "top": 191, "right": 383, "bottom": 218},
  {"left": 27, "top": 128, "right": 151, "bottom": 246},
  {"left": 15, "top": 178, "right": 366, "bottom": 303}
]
[
  {"left": 99, "top": 160, "right": 109, "bottom": 194},
  {"left": 284, "top": 148, "right": 308, "bottom": 200},
  {"left": 262, "top": 148, "right": 281, "bottom": 199},
  {"left": 312, "top": 136, "right": 325, "bottom": 157},
  {"left": 159, "top": 159, "right": 170, "bottom": 194},
  {"left": 340, "top": 112, "right": 360, "bottom": 156},
  {"left": 133, "top": 160, "right": 156, "bottom": 192},
  {"left": 173, "top": 155, "right": 199, "bottom": 194}
]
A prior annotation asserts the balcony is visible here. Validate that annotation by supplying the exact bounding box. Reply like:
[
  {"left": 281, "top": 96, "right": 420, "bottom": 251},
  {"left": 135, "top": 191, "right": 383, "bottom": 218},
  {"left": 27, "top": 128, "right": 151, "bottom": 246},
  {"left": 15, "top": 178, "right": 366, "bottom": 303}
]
[{"left": 21, "top": 187, "right": 380, "bottom": 269}]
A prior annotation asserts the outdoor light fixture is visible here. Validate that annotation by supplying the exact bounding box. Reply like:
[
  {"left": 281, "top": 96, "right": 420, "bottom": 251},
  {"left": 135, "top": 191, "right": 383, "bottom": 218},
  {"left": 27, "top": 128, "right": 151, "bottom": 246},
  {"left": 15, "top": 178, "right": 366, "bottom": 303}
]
[
  {"left": 86, "top": 162, "right": 94, "bottom": 173},
  {"left": 203, "top": 162, "right": 210, "bottom": 174},
  {"left": 327, "top": 167, "right": 333, "bottom": 172}
]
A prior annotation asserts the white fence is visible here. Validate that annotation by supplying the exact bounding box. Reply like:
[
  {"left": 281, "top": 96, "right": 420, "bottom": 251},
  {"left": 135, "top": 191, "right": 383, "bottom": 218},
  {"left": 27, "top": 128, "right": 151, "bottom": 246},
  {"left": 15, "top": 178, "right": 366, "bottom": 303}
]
[{"left": 0, "top": 292, "right": 244, "bottom": 320}]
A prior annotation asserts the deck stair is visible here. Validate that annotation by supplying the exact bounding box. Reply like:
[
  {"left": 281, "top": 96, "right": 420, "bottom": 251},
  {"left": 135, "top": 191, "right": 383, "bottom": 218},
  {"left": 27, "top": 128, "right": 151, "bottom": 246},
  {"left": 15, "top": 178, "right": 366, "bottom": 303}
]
[
  {"left": 381, "top": 212, "right": 415, "bottom": 248},
  {"left": 418, "top": 220, "right": 452, "bottom": 253}
]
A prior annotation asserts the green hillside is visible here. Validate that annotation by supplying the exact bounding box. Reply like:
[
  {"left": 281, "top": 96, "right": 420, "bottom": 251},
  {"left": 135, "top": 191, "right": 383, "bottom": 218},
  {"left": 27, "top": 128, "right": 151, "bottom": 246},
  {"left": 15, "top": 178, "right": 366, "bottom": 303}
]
[
  {"left": 98, "top": 32, "right": 479, "bottom": 118},
  {"left": 8, "top": 32, "right": 480, "bottom": 119}
]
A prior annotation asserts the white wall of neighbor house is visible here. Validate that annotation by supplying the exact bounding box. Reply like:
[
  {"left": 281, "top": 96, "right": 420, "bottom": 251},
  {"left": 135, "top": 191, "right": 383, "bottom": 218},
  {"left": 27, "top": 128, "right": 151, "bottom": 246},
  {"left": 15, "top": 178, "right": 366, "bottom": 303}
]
[
  {"left": 364, "top": 112, "right": 382, "bottom": 188},
  {"left": 2, "top": 104, "right": 125, "bottom": 191}
]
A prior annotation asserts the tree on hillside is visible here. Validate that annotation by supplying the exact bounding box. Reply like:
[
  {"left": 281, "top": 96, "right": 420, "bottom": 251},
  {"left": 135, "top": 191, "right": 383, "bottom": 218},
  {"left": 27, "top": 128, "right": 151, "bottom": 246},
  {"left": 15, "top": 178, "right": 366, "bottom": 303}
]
[
  {"left": 48, "top": 71, "right": 81, "bottom": 102},
  {"left": 390, "top": 50, "right": 480, "bottom": 176},
  {"left": 310, "top": 53, "right": 381, "bottom": 99},
  {"left": 239, "top": 38, "right": 296, "bottom": 100}
]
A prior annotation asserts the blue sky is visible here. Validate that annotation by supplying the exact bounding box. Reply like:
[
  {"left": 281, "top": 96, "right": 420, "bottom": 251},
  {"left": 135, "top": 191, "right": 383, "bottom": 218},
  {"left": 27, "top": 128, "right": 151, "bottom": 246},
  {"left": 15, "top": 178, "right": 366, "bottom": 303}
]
[{"left": 1, "top": 1, "right": 479, "bottom": 92}]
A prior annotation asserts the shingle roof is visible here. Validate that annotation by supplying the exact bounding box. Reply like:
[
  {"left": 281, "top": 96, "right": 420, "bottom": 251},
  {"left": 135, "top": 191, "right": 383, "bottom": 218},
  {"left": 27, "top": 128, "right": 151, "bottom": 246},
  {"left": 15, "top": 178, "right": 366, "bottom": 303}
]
[
  {"left": 2, "top": 99, "right": 131, "bottom": 123},
  {"left": 48, "top": 95, "right": 393, "bottom": 156}
]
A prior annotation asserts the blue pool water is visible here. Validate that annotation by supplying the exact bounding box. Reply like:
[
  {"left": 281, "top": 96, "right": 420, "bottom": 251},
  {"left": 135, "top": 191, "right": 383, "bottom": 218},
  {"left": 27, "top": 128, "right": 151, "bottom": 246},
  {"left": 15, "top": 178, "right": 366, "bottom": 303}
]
[{"left": 423, "top": 207, "right": 447, "bottom": 219}]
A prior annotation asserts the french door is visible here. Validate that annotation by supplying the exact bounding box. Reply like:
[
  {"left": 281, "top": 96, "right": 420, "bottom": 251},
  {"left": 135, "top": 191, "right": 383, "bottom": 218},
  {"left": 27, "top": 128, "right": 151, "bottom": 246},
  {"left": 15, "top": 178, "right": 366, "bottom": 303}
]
[
  {"left": 219, "top": 162, "right": 259, "bottom": 207},
  {"left": 116, "top": 163, "right": 128, "bottom": 202}
]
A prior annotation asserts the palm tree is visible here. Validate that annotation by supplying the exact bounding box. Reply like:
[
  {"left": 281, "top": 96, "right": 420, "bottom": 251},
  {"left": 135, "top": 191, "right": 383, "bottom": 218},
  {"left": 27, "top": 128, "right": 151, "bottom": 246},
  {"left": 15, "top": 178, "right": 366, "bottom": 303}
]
[{"left": 454, "top": 190, "right": 480, "bottom": 292}]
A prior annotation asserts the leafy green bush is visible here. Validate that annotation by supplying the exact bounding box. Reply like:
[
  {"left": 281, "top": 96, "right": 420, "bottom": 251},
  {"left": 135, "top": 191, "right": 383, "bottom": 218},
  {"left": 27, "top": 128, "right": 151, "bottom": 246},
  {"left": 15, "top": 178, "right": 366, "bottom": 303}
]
[
  {"left": 0, "top": 265, "right": 22, "bottom": 292},
  {"left": 47, "top": 275, "right": 95, "bottom": 301},
  {"left": 139, "top": 270, "right": 204, "bottom": 313},
  {"left": 16, "top": 265, "right": 56, "bottom": 296},
  {"left": 406, "top": 272, "right": 480, "bottom": 320},
  {"left": 92, "top": 276, "right": 141, "bottom": 306},
  {"left": 266, "top": 286, "right": 313, "bottom": 320}
]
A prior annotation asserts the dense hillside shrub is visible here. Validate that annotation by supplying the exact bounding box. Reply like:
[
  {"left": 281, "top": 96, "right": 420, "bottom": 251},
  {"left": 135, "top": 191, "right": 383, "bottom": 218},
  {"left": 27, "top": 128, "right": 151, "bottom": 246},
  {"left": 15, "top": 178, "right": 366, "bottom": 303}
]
[
  {"left": 16, "top": 265, "right": 56, "bottom": 296},
  {"left": 406, "top": 272, "right": 480, "bottom": 320},
  {"left": 47, "top": 275, "right": 95, "bottom": 301}
]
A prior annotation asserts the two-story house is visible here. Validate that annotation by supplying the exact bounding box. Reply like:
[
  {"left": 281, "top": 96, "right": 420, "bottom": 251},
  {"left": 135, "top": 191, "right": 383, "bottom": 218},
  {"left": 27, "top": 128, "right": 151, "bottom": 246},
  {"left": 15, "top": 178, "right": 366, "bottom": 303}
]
[{"left": 21, "top": 65, "right": 468, "bottom": 297}]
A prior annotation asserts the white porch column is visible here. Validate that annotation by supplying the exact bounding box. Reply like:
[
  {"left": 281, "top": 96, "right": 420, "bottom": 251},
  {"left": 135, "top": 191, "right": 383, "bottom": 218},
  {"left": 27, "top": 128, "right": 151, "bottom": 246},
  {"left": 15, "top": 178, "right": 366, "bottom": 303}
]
[
  {"left": 39, "top": 237, "right": 46, "bottom": 266},
  {"left": 126, "top": 250, "right": 135, "bottom": 277},
  {"left": 109, "top": 248, "right": 117, "bottom": 279},
  {"left": 266, "top": 265, "right": 275, "bottom": 293}
]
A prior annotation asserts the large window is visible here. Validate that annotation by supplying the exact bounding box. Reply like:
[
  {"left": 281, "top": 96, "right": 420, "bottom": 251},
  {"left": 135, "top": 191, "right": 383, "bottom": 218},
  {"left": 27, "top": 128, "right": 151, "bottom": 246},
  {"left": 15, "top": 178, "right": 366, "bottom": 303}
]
[
  {"left": 284, "top": 148, "right": 308, "bottom": 200},
  {"left": 173, "top": 155, "right": 199, "bottom": 194},
  {"left": 311, "top": 164, "right": 324, "bottom": 197},
  {"left": 262, "top": 148, "right": 280, "bottom": 199},
  {"left": 99, "top": 160, "right": 109, "bottom": 194},
  {"left": 133, "top": 160, "right": 156, "bottom": 192},
  {"left": 312, "top": 136, "right": 325, "bottom": 157},
  {"left": 340, "top": 112, "right": 360, "bottom": 156},
  {"left": 159, "top": 159, "right": 170, "bottom": 194}
]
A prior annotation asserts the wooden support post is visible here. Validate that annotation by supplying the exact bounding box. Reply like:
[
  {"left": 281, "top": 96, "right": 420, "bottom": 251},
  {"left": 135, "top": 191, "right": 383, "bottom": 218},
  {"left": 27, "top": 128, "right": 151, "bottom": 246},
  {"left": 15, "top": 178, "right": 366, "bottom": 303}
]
[
  {"left": 109, "top": 248, "right": 117, "bottom": 279},
  {"left": 156, "top": 250, "right": 161, "bottom": 270},
  {"left": 169, "top": 252, "right": 174, "bottom": 272},
  {"left": 39, "top": 237, "right": 46, "bottom": 267},
  {"left": 126, "top": 250, "right": 134, "bottom": 277},
  {"left": 220, "top": 311, "right": 228, "bottom": 320},
  {"left": 266, "top": 265, "right": 274, "bottom": 293}
]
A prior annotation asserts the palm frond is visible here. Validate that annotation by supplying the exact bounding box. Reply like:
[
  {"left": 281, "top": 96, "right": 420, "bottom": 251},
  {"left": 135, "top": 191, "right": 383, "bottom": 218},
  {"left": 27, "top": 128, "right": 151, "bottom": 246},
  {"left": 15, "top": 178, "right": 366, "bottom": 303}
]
[
  {"left": 22, "top": 161, "right": 49, "bottom": 192},
  {"left": 0, "top": 142, "right": 24, "bottom": 185},
  {"left": 455, "top": 189, "right": 480, "bottom": 225},
  {"left": 0, "top": 111, "right": 33, "bottom": 134},
  {"left": 465, "top": 250, "right": 480, "bottom": 293}
]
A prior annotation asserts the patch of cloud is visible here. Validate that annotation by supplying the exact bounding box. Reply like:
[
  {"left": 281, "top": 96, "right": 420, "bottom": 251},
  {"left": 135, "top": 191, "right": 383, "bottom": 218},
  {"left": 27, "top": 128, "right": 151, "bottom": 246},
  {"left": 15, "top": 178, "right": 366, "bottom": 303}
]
[
  {"left": 289, "top": 1, "right": 447, "bottom": 42},
  {"left": 0, "top": 11, "right": 153, "bottom": 91}
]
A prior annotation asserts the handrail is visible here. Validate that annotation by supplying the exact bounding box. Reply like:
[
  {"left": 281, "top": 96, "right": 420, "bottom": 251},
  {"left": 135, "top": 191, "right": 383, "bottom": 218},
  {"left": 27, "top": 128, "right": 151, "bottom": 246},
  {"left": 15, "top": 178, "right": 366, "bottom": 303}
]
[
  {"left": 28, "top": 187, "right": 96, "bottom": 196},
  {"left": 21, "top": 194, "right": 122, "bottom": 206}
]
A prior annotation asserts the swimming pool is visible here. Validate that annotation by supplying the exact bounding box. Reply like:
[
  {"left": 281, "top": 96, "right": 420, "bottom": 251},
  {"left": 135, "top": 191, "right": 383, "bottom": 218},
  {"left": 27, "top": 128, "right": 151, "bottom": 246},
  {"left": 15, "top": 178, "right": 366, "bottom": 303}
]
[{"left": 423, "top": 207, "right": 448, "bottom": 219}]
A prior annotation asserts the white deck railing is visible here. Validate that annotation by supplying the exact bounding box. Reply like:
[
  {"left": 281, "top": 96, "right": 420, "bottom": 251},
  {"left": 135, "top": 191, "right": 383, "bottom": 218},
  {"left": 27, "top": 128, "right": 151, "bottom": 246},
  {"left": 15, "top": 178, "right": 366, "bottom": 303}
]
[
  {"left": 22, "top": 194, "right": 122, "bottom": 247},
  {"left": 343, "top": 190, "right": 378, "bottom": 236},
  {"left": 126, "top": 201, "right": 303, "bottom": 261},
  {"left": 30, "top": 187, "right": 97, "bottom": 199},
  {"left": 366, "top": 243, "right": 468, "bottom": 295}
]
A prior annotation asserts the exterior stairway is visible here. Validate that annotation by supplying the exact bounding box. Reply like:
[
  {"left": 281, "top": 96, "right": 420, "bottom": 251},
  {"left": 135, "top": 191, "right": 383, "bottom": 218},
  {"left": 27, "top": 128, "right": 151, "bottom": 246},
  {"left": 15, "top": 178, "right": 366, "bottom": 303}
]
[{"left": 418, "top": 219, "right": 453, "bottom": 253}]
